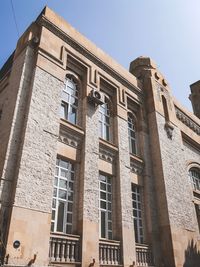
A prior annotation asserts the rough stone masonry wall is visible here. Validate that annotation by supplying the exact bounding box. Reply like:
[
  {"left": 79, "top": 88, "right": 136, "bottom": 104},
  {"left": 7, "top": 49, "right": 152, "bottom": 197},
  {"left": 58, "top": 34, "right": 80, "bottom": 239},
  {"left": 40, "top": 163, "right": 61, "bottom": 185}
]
[
  {"left": 156, "top": 111, "right": 200, "bottom": 266},
  {"left": 156, "top": 113, "right": 197, "bottom": 230},
  {"left": 14, "top": 66, "right": 62, "bottom": 211}
]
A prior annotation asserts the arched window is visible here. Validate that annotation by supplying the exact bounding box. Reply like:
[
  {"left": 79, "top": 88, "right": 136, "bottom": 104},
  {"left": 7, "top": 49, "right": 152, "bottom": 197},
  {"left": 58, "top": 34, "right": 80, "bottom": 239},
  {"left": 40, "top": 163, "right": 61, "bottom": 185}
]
[
  {"left": 128, "top": 113, "right": 137, "bottom": 155},
  {"left": 60, "top": 76, "right": 79, "bottom": 124},
  {"left": 99, "top": 96, "right": 111, "bottom": 141},
  {"left": 189, "top": 168, "right": 200, "bottom": 191}
]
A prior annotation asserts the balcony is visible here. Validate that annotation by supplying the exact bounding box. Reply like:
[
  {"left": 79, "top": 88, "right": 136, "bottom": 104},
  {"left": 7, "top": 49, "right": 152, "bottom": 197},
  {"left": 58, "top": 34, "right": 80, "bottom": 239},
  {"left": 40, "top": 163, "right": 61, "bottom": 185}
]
[
  {"left": 136, "top": 244, "right": 154, "bottom": 267},
  {"left": 49, "top": 233, "right": 81, "bottom": 264},
  {"left": 99, "top": 239, "right": 121, "bottom": 266}
]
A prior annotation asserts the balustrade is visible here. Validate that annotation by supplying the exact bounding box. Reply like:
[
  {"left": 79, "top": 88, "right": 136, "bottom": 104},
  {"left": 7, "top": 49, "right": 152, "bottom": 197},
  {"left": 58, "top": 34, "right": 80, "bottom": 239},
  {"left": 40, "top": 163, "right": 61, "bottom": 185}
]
[
  {"left": 99, "top": 240, "right": 121, "bottom": 265},
  {"left": 136, "top": 244, "right": 154, "bottom": 267},
  {"left": 49, "top": 233, "right": 80, "bottom": 263}
]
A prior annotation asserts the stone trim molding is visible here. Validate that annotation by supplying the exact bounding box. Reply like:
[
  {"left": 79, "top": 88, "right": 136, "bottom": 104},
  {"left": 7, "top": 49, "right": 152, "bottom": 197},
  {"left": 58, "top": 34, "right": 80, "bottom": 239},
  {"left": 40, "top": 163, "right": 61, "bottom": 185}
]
[
  {"left": 99, "top": 148, "right": 115, "bottom": 163},
  {"left": 175, "top": 106, "right": 200, "bottom": 135},
  {"left": 130, "top": 156, "right": 144, "bottom": 175},
  {"left": 59, "top": 126, "right": 83, "bottom": 149},
  {"left": 38, "top": 15, "right": 142, "bottom": 97}
]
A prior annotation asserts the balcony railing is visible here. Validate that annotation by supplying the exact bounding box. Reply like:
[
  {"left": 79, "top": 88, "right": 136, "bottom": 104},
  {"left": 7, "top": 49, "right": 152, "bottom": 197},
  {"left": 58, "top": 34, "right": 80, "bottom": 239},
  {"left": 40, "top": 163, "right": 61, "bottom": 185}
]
[
  {"left": 136, "top": 244, "right": 154, "bottom": 267},
  {"left": 49, "top": 233, "right": 81, "bottom": 264},
  {"left": 99, "top": 239, "right": 121, "bottom": 265}
]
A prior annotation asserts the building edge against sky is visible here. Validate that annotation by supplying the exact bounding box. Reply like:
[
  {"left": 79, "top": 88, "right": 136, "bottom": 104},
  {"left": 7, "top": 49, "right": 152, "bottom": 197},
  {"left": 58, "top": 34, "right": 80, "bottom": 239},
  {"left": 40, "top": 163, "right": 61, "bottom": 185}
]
[{"left": 0, "top": 6, "right": 200, "bottom": 267}]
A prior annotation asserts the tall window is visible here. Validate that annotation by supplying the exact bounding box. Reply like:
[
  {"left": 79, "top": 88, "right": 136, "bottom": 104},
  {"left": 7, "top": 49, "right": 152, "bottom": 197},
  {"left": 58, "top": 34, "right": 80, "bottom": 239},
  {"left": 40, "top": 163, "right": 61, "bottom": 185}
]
[
  {"left": 189, "top": 168, "right": 200, "bottom": 191},
  {"left": 128, "top": 113, "right": 137, "bottom": 155},
  {"left": 51, "top": 158, "right": 75, "bottom": 234},
  {"left": 132, "top": 184, "right": 144, "bottom": 244},
  {"left": 99, "top": 97, "right": 111, "bottom": 141},
  {"left": 195, "top": 204, "right": 200, "bottom": 233},
  {"left": 99, "top": 174, "right": 112, "bottom": 239},
  {"left": 60, "top": 77, "right": 79, "bottom": 124}
]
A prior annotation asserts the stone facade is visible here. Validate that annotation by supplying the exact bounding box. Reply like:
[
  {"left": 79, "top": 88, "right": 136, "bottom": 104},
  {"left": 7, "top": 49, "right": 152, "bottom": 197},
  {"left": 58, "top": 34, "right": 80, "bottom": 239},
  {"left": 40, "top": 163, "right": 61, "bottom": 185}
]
[{"left": 0, "top": 6, "right": 200, "bottom": 267}]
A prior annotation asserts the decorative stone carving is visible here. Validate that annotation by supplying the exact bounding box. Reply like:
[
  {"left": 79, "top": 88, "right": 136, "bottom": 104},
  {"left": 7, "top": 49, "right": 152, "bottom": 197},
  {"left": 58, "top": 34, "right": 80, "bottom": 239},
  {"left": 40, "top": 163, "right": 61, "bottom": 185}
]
[
  {"left": 175, "top": 107, "right": 200, "bottom": 135},
  {"left": 59, "top": 129, "right": 82, "bottom": 148},
  {"left": 99, "top": 147, "right": 115, "bottom": 163},
  {"left": 130, "top": 158, "right": 143, "bottom": 175},
  {"left": 165, "top": 121, "right": 174, "bottom": 139}
]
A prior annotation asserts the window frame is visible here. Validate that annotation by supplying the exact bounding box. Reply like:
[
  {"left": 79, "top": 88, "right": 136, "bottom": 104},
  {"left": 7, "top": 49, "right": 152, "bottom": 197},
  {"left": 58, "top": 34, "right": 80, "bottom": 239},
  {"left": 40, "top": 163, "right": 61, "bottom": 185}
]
[
  {"left": 60, "top": 75, "right": 80, "bottom": 125},
  {"left": 99, "top": 173, "right": 113, "bottom": 240},
  {"left": 128, "top": 112, "right": 137, "bottom": 155},
  {"left": 99, "top": 95, "right": 112, "bottom": 142},
  {"left": 131, "top": 183, "right": 144, "bottom": 244},
  {"left": 51, "top": 158, "right": 75, "bottom": 234},
  {"left": 189, "top": 167, "right": 200, "bottom": 192}
]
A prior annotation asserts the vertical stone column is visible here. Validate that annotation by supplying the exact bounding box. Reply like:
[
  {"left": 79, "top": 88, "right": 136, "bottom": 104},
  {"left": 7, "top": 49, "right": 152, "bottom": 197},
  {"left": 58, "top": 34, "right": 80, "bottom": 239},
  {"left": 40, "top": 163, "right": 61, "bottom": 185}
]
[
  {"left": 117, "top": 115, "right": 136, "bottom": 267},
  {"left": 5, "top": 65, "right": 62, "bottom": 266},
  {"left": 81, "top": 96, "right": 100, "bottom": 266}
]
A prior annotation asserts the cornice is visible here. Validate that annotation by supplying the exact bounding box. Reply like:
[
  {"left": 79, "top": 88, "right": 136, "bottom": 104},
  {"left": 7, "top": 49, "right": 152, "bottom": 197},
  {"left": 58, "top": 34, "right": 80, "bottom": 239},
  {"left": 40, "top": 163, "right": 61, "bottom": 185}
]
[
  {"left": 175, "top": 106, "right": 200, "bottom": 136},
  {"left": 38, "top": 15, "right": 142, "bottom": 97}
]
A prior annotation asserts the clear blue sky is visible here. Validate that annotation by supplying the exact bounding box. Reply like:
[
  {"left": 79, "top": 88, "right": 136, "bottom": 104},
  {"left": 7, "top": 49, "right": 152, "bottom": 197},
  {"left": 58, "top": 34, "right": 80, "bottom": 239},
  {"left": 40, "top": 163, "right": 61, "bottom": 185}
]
[{"left": 1, "top": 0, "right": 200, "bottom": 112}]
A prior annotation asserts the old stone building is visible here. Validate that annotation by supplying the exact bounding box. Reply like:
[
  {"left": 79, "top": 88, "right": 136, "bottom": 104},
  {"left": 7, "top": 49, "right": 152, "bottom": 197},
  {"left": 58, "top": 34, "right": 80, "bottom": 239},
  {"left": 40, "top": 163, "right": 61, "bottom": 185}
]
[{"left": 0, "top": 6, "right": 200, "bottom": 267}]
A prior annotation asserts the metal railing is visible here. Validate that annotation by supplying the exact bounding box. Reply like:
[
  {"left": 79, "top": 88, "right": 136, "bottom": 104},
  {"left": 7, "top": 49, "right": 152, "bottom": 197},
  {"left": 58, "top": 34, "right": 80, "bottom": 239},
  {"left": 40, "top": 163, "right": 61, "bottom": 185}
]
[
  {"left": 136, "top": 244, "right": 154, "bottom": 266},
  {"left": 49, "top": 233, "right": 80, "bottom": 264},
  {"left": 99, "top": 239, "right": 121, "bottom": 265}
]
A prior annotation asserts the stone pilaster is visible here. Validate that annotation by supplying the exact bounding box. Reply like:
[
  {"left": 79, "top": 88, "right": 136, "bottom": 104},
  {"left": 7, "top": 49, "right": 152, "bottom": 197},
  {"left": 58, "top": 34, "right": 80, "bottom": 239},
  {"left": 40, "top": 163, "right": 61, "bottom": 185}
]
[
  {"left": 117, "top": 116, "right": 136, "bottom": 266},
  {"left": 5, "top": 66, "right": 62, "bottom": 266},
  {"left": 81, "top": 95, "right": 100, "bottom": 266}
]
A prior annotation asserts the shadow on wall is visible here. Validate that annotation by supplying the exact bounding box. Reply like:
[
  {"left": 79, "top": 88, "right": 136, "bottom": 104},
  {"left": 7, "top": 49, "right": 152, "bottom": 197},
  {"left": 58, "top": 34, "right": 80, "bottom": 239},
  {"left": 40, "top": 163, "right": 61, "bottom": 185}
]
[{"left": 183, "top": 239, "right": 200, "bottom": 267}]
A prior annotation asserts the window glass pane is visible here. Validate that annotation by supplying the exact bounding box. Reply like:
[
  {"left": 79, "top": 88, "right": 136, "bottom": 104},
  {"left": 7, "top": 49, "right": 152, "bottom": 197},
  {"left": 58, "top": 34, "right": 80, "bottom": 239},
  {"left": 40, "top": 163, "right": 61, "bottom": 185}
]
[
  {"left": 67, "top": 213, "right": 72, "bottom": 223},
  {"left": 51, "top": 222, "right": 54, "bottom": 232},
  {"left": 68, "top": 202, "right": 73, "bottom": 212},
  {"left": 53, "top": 188, "right": 57, "bottom": 197},
  {"left": 100, "top": 182, "right": 106, "bottom": 191},
  {"left": 69, "top": 181, "right": 74, "bottom": 191},
  {"left": 101, "top": 211, "right": 106, "bottom": 238},
  {"left": 59, "top": 179, "right": 68, "bottom": 189},
  {"left": 108, "top": 212, "right": 112, "bottom": 220},
  {"left": 68, "top": 107, "right": 77, "bottom": 124},
  {"left": 100, "top": 201, "right": 106, "bottom": 209},
  {"left": 60, "top": 169, "right": 68, "bottom": 178},
  {"left": 107, "top": 184, "right": 111, "bottom": 192},
  {"left": 52, "top": 199, "right": 56, "bottom": 208},
  {"left": 55, "top": 167, "right": 59, "bottom": 176},
  {"left": 66, "top": 224, "right": 72, "bottom": 234},
  {"left": 57, "top": 201, "right": 65, "bottom": 232},
  {"left": 52, "top": 210, "right": 55, "bottom": 220},
  {"left": 60, "top": 160, "right": 68, "bottom": 169},
  {"left": 62, "top": 91, "right": 69, "bottom": 102},
  {"left": 54, "top": 178, "right": 58, "bottom": 186},
  {"left": 108, "top": 231, "right": 112, "bottom": 240},
  {"left": 100, "top": 191, "right": 106, "bottom": 200},
  {"left": 68, "top": 192, "right": 73, "bottom": 201},
  {"left": 59, "top": 190, "right": 67, "bottom": 200},
  {"left": 108, "top": 221, "right": 112, "bottom": 230}
]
